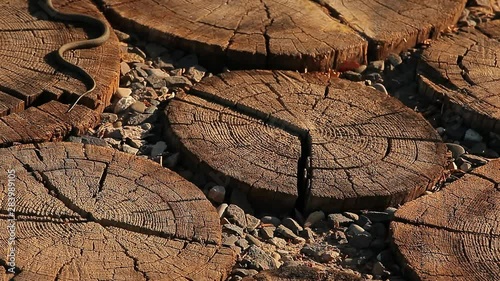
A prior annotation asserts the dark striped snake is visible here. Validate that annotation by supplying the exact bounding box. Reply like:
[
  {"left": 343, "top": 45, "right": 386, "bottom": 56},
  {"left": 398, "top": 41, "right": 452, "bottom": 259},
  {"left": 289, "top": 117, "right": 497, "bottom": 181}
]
[{"left": 38, "top": 0, "right": 110, "bottom": 112}]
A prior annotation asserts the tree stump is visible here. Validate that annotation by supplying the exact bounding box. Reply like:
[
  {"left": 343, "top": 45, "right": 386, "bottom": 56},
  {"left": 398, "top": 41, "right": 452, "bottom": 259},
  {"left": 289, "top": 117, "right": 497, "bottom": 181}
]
[
  {"left": 0, "top": 0, "right": 120, "bottom": 112},
  {"left": 417, "top": 21, "right": 500, "bottom": 134},
  {"left": 0, "top": 100, "right": 99, "bottom": 147},
  {"left": 97, "top": 0, "right": 367, "bottom": 71},
  {"left": 318, "top": 0, "right": 468, "bottom": 59},
  {"left": 391, "top": 159, "right": 500, "bottom": 281},
  {"left": 0, "top": 142, "right": 235, "bottom": 280},
  {"left": 477, "top": 19, "right": 500, "bottom": 39},
  {"left": 165, "top": 70, "right": 447, "bottom": 214}
]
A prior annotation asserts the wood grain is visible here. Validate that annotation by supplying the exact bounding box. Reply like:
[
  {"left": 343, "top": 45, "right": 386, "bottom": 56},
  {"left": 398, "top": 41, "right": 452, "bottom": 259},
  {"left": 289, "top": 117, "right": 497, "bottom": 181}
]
[
  {"left": 418, "top": 21, "right": 500, "bottom": 134},
  {"left": 319, "top": 0, "right": 468, "bottom": 59},
  {"left": 0, "top": 142, "right": 235, "bottom": 280},
  {"left": 0, "top": 0, "right": 120, "bottom": 112},
  {"left": 165, "top": 70, "right": 447, "bottom": 214},
  {"left": 0, "top": 100, "right": 99, "bottom": 147},
  {"left": 391, "top": 159, "right": 500, "bottom": 281},
  {"left": 96, "top": 0, "right": 367, "bottom": 71}
]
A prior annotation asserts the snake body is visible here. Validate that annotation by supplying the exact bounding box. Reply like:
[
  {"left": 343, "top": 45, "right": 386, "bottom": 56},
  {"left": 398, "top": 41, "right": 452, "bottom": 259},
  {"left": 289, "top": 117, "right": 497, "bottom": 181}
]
[{"left": 38, "top": 0, "right": 110, "bottom": 112}]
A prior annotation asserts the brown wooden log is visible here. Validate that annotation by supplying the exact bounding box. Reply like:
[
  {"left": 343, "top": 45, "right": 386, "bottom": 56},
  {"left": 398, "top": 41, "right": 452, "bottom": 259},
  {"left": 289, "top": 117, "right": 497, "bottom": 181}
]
[
  {"left": 241, "top": 265, "right": 363, "bottom": 281},
  {"left": 477, "top": 19, "right": 500, "bottom": 39},
  {"left": 0, "top": 142, "right": 235, "bottom": 280},
  {"left": 0, "top": 100, "right": 99, "bottom": 147},
  {"left": 0, "top": 0, "right": 120, "bottom": 112},
  {"left": 96, "top": 0, "right": 368, "bottom": 71},
  {"left": 417, "top": 21, "right": 500, "bottom": 134},
  {"left": 165, "top": 70, "right": 447, "bottom": 214},
  {"left": 318, "top": 0, "right": 468, "bottom": 60},
  {"left": 391, "top": 159, "right": 500, "bottom": 281}
]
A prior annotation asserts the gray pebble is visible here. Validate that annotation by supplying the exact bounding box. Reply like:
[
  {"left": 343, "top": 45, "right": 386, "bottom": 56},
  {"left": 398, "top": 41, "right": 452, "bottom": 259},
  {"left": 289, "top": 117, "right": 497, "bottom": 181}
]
[
  {"left": 242, "top": 245, "right": 279, "bottom": 271},
  {"left": 245, "top": 214, "right": 261, "bottom": 232},
  {"left": 464, "top": 128, "right": 483, "bottom": 142},
  {"left": 114, "top": 96, "right": 136, "bottom": 113},
  {"left": 121, "top": 144, "right": 139, "bottom": 155},
  {"left": 223, "top": 224, "right": 245, "bottom": 237},
  {"left": 222, "top": 234, "right": 239, "bottom": 246},
  {"left": 387, "top": 53, "right": 402, "bottom": 67},
  {"left": 164, "top": 76, "right": 193, "bottom": 88},
  {"left": 208, "top": 185, "right": 226, "bottom": 204},
  {"left": 342, "top": 70, "right": 363, "bottom": 81},
  {"left": 245, "top": 234, "right": 262, "bottom": 247},
  {"left": 226, "top": 204, "right": 247, "bottom": 228},
  {"left": 364, "top": 210, "right": 391, "bottom": 223},
  {"left": 100, "top": 113, "right": 118, "bottom": 123},
  {"left": 446, "top": 143, "right": 466, "bottom": 160},
  {"left": 260, "top": 227, "right": 275, "bottom": 239},
  {"left": 236, "top": 238, "right": 250, "bottom": 250},
  {"left": 304, "top": 210, "right": 325, "bottom": 227},
  {"left": 261, "top": 216, "right": 281, "bottom": 227},
  {"left": 328, "top": 213, "right": 354, "bottom": 227},
  {"left": 281, "top": 217, "right": 303, "bottom": 234}
]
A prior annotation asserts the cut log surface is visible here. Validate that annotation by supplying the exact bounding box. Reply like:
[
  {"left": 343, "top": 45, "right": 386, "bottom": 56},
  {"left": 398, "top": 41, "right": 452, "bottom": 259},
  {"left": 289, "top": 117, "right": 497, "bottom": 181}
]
[
  {"left": 0, "top": 100, "right": 99, "bottom": 147},
  {"left": 391, "top": 159, "right": 500, "bottom": 281},
  {"left": 0, "top": 142, "right": 235, "bottom": 280},
  {"left": 165, "top": 70, "right": 447, "bottom": 214},
  {"left": 97, "top": 0, "right": 367, "bottom": 71},
  {"left": 319, "top": 0, "right": 468, "bottom": 59},
  {"left": 0, "top": 0, "right": 120, "bottom": 111},
  {"left": 477, "top": 19, "right": 500, "bottom": 39},
  {"left": 418, "top": 21, "right": 500, "bottom": 133}
]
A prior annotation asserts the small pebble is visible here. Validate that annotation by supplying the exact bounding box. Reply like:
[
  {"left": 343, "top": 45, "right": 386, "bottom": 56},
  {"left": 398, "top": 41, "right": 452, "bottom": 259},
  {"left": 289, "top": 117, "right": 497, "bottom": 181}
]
[
  {"left": 446, "top": 143, "right": 466, "bottom": 160},
  {"left": 464, "top": 129, "right": 483, "bottom": 142},
  {"left": 304, "top": 210, "right": 325, "bottom": 227},
  {"left": 114, "top": 96, "right": 136, "bottom": 113},
  {"left": 387, "top": 53, "right": 402, "bottom": 67},
  {"left": 217, "top": 203, "right": 228, "bottom": 218},
  {"left": 372, "top": 83, "right": 388, "bottom": 95}
]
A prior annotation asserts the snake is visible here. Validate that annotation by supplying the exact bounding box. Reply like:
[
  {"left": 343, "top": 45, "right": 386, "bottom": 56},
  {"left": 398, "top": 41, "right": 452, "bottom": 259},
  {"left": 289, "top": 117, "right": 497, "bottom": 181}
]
[{"left": 38, "top": 0, "right": 110, "bottom": 112}]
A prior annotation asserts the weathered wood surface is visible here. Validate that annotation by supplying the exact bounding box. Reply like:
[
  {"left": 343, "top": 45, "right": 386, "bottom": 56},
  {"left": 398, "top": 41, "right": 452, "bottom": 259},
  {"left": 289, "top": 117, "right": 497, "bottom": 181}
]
[
  {"left": 477, "top": 19, "right": 500, "bottom": 39},
  {"left": 391, "top": 159, "right": 500, "bottom": 281},
  {"left": 0, "top": 100, "right": 99, "bottom": 147},
  {"left": 0, "top": 0, "right": 120, "bottom": 112},
  {"left": 417, "top": 21, "right": 500, "bottom": 134},
  {"left": 0, "top": 142, "right": 235, "bottom": 280},
  {"left": 241, "top": 265, "right": 363, "bottom": 281},
  {"left": 97, "top": 0, "right": 367, "bottom": 71},
  {"left": 319, "top": 0, "right": 468, "bottom": 59},
  {"left": 165, "top": 70, "right": 447, "bottom": 214}
]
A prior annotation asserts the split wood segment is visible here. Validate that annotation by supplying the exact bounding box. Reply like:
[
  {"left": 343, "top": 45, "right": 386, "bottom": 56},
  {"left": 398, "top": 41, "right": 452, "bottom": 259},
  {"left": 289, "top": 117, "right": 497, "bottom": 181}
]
[
  {"left": 0, "top": 100, "right": 99, "bottom": 147},
  {"left": 165, "top": 70, "right": 447, "bottom": 214},
  {"left": 319, "top": 0, "right": 468, "bottom": 59},
  {"left": 97, "top": 0, "right": 469, "bottom": 71},
  {"left": 477, "top": 19, "right": 500, "bottom": 39},
  {"left": 391, "top": 159, "right": 500, "bottom": 281},
  {"left": 241, "top": 265, "right": 363, "bottom": 281},
  {"left": 417, "top": 20, "right": 500, "bottom": 134},
  {"left": 0, "top": 0, "right": 120, "bottom": 113},
  {"left": 97, "top": 0, "right": 368, "bottom": 71},
  {"left": 0, "top": 142, "right": 235, "bottom": 280}
]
